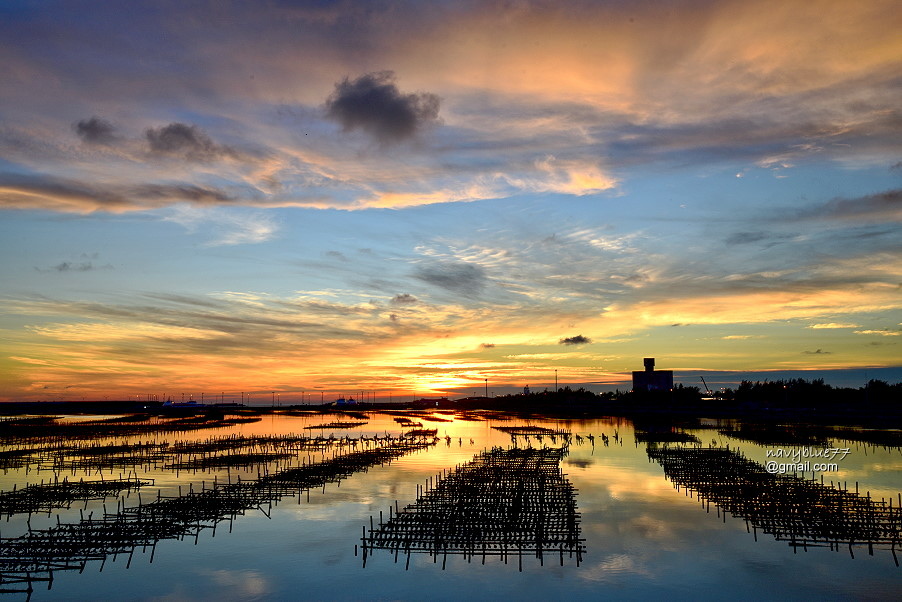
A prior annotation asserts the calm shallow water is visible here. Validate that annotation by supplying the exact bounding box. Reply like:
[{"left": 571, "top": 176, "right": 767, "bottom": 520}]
[{"left": 2, "top": 412, "right": 901, "bottom": 600}]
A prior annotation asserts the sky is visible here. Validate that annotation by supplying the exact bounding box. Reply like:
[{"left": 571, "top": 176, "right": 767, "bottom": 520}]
[{"left": 1, "top": 0, "right": 900, "bottom": 403}]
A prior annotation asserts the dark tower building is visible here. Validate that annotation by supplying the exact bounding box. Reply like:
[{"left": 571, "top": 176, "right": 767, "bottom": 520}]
[{"left": 632, "top": 357, "right": 674, "bottom": 392}]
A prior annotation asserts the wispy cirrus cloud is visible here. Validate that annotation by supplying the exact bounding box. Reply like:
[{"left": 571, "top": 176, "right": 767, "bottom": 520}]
[
  {"left": 854, "top": 329, "right": 901, "bottom": 337},
  {"left": 163, "top": 205, "right": 278, "bottom": 246},
  {"left": 502, "top": 156, "right": 617, "bottom": 196}
]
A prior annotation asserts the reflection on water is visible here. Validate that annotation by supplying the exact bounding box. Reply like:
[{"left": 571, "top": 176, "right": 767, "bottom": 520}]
[
  {"left": 0, "top": 430, "right": 433, "bottom": 598},
  {"left": 361, "top": 447, "right": 584, "bottom": 570},
  {"left": 0, "top": 412, "right": 899, "bottom": 600},
  {"left": 0, "top": 477, "right": 153, "bottom": 517},
  {"left": 719, "top": 423, "right": 902, "bottom": 448},
  {"left": 648, "top": 446, "right": 902, "bottom": 562}
]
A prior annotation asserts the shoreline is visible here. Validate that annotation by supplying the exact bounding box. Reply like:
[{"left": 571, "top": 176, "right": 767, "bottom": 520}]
[{"left": 2, "top": 399, "right": 901, "bottom": 428}]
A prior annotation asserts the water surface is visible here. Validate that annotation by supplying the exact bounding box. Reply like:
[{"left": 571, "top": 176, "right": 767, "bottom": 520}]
[{"left": 1, "top": 412, "right": 900, "bottom": 600}]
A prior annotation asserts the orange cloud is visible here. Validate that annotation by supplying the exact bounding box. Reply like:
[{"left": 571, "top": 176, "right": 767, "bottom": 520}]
[
  {"left": 390, "top": 0, "right": 900, "bottom": 115},
  {"left": 637, "top": 294, "right": 890, "bottom": 334}
]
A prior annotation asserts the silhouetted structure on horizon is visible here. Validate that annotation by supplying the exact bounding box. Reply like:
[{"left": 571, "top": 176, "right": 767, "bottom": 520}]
[{"left": 632, "top": 357, "right": 673, "bottom": 392}]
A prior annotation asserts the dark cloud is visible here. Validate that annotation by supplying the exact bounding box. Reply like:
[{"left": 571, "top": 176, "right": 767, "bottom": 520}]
[
  {"left": 725, "top": 231, "right": 770, "bottom": 245},
  {"left": 324, "top": 71, "right": 440, "bottom": 143},
  {"left": 142, "top": 293, "right": 224, "bottom": 308},
  {"left": 145, "top": 123, "right": 235, "bottom": 161},
  {"left": 73, "top": 117, "right": 117, "bottom": 145},
  {"left": 803, "top": 349, "right": 832, "bottom": 355},
  {"left": 391, "top": 293, "right": 418, "bottom": 305},
  {"left": 3, "top": 171, "right": 241, "bottom": 215},
  {"left": 724, "top": 230, "right": 797, "bottom": 247},
  {"left": 761, "top": 189, "right": 902, "bottom": 225},
  {"left": 37, "top": 261, "right": 112, "bottom": 273},
  {"left": 559, "top": 335, "right": 591, "bottom": 345},
  {"left": 132, "top": 183, "right": 233, "bottom": 204},
  {"left": 0, "top": 172, "right": 235, "bottom": 212},
  {"left": 480, "top": 343, "right": 495, "bottom": 349},
  {"left": 414, "top": 261, "right": 486, "bottom": 297},
  {"left": 811, "top": 189, "right": 901, "bottom": 222},
  {"left": 0, "top": 172, "right": 130, "bottom": 211}
]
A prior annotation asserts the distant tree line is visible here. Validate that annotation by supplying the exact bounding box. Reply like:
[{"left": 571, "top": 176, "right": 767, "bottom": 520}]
[
  {"left": 613, "top": 378, "right": 901, "bottom": 416},
  {"left": 460, "top": 379, "right": 901, "bottom": 417},
  {"left": 460, "top": 386, "right": 598, "bottom": 409},
  {"left": 724, "top": 378, "right": 901, "bottom": 409}
]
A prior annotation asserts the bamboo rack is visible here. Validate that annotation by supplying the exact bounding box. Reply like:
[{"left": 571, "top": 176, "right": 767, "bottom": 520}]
[
  {"left": 0, "top": 440, "right": 434, "bottom": 594},
  {"left": 360, "top": 447, "right": 585, "bottom": 571},
  {"left": 647, "top": 446, "right": 902, "bottom": 563}
]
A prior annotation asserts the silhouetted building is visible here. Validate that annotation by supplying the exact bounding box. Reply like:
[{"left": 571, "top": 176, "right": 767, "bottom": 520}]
[
  {"left": 632, "top": 357, "right": 673, "bottom": 392},
  {"left": 413, "top": 397, "right": 450, "bottom": 407}
]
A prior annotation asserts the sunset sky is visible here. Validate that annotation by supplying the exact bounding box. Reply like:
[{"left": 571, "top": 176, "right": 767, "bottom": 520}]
[{"left": 1, "top": 0, "right": 900, "bottom": 402}]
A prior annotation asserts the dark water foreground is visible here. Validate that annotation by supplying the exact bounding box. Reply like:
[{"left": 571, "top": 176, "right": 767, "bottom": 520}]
[{"left": 0, "top": 413, "right": 900, "bottom": 600}]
